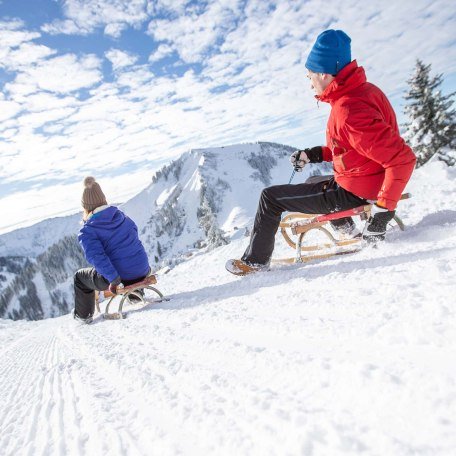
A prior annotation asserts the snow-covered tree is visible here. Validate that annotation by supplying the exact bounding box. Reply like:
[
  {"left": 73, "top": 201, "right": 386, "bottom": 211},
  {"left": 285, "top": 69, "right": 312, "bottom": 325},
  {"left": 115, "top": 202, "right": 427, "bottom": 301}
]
[
  {"left": 403, "top": 59, "right": 456, "bottom": 167},
  {"left": 197, "top": 187, "right": 228, "bottom": 249}
]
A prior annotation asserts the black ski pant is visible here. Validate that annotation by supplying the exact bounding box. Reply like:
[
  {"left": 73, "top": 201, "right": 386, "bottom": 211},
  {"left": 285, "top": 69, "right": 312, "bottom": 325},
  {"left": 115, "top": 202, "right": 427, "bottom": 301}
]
[
  {"left": 74, "top": 268, "right": 109, "bottom": 318},
  {"left": 241, "top": 175, "right": 367, "bottom": 265},
  {"left": 74, "top": 267, "right": 147, "bottom": 318}
]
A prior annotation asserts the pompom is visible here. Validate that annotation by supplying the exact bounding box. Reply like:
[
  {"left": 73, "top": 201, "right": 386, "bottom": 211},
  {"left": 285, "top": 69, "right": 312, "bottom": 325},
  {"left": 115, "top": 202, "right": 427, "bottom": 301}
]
[{"left": 83, "top": 176, "right": 96, "bottom": 188}]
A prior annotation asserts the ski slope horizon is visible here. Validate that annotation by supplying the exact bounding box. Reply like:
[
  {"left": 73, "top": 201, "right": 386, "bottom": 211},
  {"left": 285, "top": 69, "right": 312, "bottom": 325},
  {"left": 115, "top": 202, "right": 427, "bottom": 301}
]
[
  {"left": 1, "top": 159, "right": 455, "bottom": 455},
  {"left": 0, "top": 140, "right": 297, "bottom": 237}
]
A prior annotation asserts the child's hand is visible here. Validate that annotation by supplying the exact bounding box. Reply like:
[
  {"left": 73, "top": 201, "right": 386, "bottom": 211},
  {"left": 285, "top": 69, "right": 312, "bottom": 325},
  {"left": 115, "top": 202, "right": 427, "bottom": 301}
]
[{"left": 108, "top": 276, "right": 122, "bottom": 294}]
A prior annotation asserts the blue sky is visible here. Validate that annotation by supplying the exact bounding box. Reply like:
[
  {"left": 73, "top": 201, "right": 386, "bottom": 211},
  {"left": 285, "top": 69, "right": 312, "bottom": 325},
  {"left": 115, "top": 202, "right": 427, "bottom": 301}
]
[{"left": 0, "top": 0, "right": 455, "bottom": 234}]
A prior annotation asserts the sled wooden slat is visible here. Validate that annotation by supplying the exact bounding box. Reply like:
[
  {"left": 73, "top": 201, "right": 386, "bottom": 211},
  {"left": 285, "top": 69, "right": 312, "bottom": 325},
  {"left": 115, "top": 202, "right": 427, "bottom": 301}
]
[
  {"left": 103, "top": 274, "right": 157, "bottom": 299},
  {"left": 272, "top": 246, "right": 363, "bottom": 265}
]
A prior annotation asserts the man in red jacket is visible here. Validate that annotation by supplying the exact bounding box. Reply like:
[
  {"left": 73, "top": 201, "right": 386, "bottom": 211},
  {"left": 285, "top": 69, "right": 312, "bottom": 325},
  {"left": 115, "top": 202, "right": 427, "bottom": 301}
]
[{"left": 226, "top": 29, "right": 416, "bottom": 276}]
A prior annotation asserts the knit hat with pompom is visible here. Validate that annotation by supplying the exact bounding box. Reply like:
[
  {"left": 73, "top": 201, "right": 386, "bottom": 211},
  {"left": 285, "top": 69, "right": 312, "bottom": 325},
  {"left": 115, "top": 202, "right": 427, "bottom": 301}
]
[{"left": 81, "top": 176, "right": 107, "bottom": 211}]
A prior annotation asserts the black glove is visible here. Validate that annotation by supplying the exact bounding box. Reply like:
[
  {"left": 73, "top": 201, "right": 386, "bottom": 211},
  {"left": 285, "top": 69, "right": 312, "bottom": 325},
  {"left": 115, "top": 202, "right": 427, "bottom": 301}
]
[
  {"left": 290, "top": 146, "right": 323, "bottom": 171},
  {"left": 304, "top": 146, "right": 323, "bottom": 163},
  {"left": 108, "top": 276, "right": 122, "bottom": 294},
  {"left": 363, "top": 204, "right": 395, "bottom": 243},
  {"left": 290, "top": 150, "right": 310, "bottom": 171}
]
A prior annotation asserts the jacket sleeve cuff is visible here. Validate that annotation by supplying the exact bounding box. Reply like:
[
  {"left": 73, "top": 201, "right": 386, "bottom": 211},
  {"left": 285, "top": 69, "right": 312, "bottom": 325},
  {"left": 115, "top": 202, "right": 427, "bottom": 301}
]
[
  {"left": 106, "top": 271, "right": 121, "bottom": 283},
  {"left": 376, "top": 197, "right": 396, "bottom": 211},
  {"left": 321, "top": 146, "right": 333, "bottom": 162},
  {"left": 305, "top": 146, "right": 324, "bottom": 163},
  {"left": 110, "top": 275, "right": 122, "bottom": 285}
]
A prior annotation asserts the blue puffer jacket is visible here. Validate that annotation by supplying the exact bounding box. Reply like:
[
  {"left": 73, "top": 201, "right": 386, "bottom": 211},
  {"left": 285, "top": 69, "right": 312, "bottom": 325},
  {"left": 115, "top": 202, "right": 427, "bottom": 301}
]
[{"left": 78, "top": 206, "right": 150, "bottom": 283}]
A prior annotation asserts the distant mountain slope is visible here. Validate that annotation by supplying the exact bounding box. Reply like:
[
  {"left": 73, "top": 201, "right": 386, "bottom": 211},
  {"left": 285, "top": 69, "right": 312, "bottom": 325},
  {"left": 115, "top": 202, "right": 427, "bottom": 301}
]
[
  {"left": 0, "top": 213, "right": 81, "bottom": 258},
  {"left": 0, "top": 235, "right": 86, "bottom": 320},
  {"left": 1, "top": 142, "right": 328, "bottom": 320},
  {"left": 126, "top": 142, "right": 304, "bottom": 264}
]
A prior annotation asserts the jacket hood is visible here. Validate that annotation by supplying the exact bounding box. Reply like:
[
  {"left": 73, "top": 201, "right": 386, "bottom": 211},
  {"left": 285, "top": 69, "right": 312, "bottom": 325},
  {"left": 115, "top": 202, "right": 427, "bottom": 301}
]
[
  {"left": 85, "top": 206, "right": 124, "bottom": 229},
  {"left": 317, "top": 60, "right": 366, "bottom": 103}
]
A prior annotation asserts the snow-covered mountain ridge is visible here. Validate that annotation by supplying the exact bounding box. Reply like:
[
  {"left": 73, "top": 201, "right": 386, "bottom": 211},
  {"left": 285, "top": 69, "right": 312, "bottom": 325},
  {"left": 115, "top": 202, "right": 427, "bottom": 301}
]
[{"left": 1, "top": 142, "right": 315, "bottom": 320}]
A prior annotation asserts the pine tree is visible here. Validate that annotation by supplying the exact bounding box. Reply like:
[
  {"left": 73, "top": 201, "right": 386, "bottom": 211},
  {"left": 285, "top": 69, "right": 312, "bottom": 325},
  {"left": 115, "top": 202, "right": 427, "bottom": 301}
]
[
  {"left": 403, "top": 59, "right": 456, "bottom": 167},
  {"left": 197, "top": 192, "right": 228, "bottom": 249}
]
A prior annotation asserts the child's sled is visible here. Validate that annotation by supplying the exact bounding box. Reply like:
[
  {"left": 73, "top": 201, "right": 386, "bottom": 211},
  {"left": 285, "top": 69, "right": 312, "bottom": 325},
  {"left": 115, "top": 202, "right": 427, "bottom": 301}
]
[
  {"left": 95, "top": 274, "right": 168, "bottom": 320},
  {"left": 274, "top": 193, "right": 412, "bottom": 264}
]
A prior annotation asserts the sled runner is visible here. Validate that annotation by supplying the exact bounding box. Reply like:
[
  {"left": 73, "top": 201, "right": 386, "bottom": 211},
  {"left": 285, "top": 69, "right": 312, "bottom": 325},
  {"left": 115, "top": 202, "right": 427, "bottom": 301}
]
[
  {"left": 95, "top": 274, "right": 168, "bottom": 320},
  {"left": 274, "top": 193, "right": 412, "bottom": 264}
]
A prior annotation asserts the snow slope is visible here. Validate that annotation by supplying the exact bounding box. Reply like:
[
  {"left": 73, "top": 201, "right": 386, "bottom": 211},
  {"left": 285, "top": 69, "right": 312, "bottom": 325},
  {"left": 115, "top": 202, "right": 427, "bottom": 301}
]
[{"left": 0, "top": 160, "right": 455, "bottom": 455}]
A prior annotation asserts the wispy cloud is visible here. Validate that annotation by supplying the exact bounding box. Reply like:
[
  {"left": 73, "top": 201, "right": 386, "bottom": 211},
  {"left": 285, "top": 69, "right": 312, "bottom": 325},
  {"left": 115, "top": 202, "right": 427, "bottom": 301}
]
[
  {"left": 9, "top": 54, "right": 102, "bottom": 94},
  {"left": 147, "top": 0, "right": 243, "bottom": 63},
  {"left": 105, "top": 48, "right": 139, "bottom": 70},
  {"left": 148, "top": 43, "right": 173, "bottom": 62},
  {"left": 42, "top": 0, "right": 148, "bottom": 35}
]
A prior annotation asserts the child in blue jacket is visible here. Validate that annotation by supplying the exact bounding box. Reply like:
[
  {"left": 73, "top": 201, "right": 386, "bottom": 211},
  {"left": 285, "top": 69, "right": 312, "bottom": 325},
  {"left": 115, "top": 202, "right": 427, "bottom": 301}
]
[{"left": 74, "top": 176, "right": 150, "bottom": 323}]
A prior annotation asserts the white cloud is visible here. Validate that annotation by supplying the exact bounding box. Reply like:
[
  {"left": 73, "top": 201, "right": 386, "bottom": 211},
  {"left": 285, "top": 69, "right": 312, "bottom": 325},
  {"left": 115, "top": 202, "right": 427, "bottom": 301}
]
[
  {"left": 7, "top": 54, "right": 102, "bottom": 94},
  {"left": 41, "top": 19, "right": 84, "bottom": 35},
  {"left": 104, "top": 22, "right": 126, "bottom": 38},
  {"left": 148, "top": 43, "right": 173, "bottom": 62},
  {"left": 105, "top": 48, "right": 139, "bottom": 70},
  {"left": 147, "top": 0, "right": 243, "bottom": 63},
  {"left": 147, "top": 0, "right": 189, "bottom": 16},
  {"left": 0, "top": 20, "right": 40, "bottom": 47},
  {"left": 2, "top": 42, "right": 56, "bottom": 69},
  {"left": 24, "top": 92, "right": 80, "bottom": 113},
  {"left": 0, "top": 20, "right": 54, "bottom": 74},
  {"left": 0, "top": 96, "right": 22, "bottom": 122},
  {"left": 42, "top": 0, "right": 149, "bottom": 36}
]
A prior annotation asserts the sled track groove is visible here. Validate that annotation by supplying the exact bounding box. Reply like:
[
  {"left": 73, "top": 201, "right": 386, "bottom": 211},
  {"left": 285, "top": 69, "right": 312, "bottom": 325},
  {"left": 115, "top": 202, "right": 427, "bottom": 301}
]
[
  {"left": 0, "top": 330, "right": 62, "bottom": 454},
  {"left": 61, "top": 316, "right": 281, "bottom": 453},
  {"left": 62, "top": 312, "right": 322, "bottom": 453},
  {"left": 56, "top": 322, "right": 208, "bottom": 455}
]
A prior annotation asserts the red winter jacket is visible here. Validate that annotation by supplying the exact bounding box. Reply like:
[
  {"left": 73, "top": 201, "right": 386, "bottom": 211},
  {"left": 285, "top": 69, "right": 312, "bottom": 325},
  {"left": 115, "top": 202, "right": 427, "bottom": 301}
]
[{"left": 317, "top": 60, "right": 416, "bottom": 210}]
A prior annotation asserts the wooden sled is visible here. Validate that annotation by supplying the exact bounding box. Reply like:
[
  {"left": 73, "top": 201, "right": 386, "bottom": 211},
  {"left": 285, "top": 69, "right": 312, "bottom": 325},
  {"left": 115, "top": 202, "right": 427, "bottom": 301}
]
[
  {"left": 95, "top": 274, "right": 168, "bottom": 320},
  {"left": 274, "top": 193, "right": 412, "bottom": 264}
]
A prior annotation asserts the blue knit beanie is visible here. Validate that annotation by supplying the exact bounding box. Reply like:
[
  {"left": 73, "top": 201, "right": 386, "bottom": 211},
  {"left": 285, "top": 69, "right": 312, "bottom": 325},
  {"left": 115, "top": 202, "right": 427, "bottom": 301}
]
[{"left": 305, "top": 29, "right": 351, "bottom": 75}]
